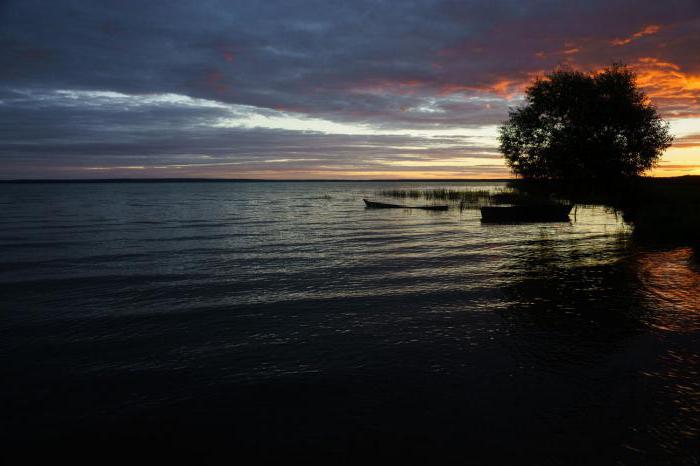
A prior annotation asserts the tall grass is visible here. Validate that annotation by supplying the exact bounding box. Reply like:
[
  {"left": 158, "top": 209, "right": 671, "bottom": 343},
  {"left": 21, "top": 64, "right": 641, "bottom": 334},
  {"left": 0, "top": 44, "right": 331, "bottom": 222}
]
[
  {"left": 377, "top": 187, "right": 561, "bottom": 209},
  {"left": 379, "top": 188, "right": 491, "bottom": 202}
]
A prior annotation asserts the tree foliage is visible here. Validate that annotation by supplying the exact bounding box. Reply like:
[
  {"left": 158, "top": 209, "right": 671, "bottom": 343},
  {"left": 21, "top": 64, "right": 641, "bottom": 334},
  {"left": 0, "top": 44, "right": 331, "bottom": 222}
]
[{"left": 499, "top": 64, "right": 673, "bottom": 179}]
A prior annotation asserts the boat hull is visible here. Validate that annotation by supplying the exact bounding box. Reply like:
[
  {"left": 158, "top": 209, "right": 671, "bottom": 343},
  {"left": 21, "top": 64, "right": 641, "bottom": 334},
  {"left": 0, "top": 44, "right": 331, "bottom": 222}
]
[
  {"left": 480, "top": 205, "right": 573, "bottom": 222},
  {"left": 363, "top": 199, "right": 448, "bottom": 211}
]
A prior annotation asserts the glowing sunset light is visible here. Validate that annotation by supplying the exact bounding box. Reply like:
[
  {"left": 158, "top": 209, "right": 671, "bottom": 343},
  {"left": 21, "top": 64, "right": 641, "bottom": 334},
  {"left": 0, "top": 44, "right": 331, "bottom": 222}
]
[{"left": 0, "top": 1, "right": 697, "bottom": 179}]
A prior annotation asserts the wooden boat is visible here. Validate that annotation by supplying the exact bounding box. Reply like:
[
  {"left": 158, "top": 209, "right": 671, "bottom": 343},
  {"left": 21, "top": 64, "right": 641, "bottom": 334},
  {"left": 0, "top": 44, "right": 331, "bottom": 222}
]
[
  {"left": 363, "top": 199, "right": 448, "bottom": 211},
  {"left": 480, "top": 204, "right": 573, "bottom": 222}
]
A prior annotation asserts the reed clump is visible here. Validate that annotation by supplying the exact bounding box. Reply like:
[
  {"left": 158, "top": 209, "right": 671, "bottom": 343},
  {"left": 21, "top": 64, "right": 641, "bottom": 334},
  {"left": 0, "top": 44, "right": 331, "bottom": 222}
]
[
  {"left": 378, "top": 187, "right": 558, "bottom": 209},
  {"left": 379, "top": 188, "right": 492, "bottom": 203}
]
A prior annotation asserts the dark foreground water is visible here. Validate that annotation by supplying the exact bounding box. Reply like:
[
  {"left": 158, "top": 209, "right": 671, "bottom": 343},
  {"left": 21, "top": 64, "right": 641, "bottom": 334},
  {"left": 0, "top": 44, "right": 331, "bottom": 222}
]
[{"left": 1, "top": 181, "right": 699, "bottom": 464}]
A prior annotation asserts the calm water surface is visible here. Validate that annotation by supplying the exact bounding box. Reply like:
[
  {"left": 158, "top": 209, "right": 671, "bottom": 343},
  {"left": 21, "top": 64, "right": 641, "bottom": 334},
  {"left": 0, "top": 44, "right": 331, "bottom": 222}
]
[{"left": 1, "top": 181, "right": 699, "bottom": 464}]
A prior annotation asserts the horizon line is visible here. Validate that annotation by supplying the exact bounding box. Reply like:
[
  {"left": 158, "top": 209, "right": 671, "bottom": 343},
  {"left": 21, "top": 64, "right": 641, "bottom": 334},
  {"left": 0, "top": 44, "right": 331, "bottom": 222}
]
[
  {"left": 2, "top": 176, "right": 697, "bottom": 184},
  {"left": 0, "top": 177, "right": 518, "bottom": 183},
  {"left": 1, "top": 175, "right": 698, "bottom": 183}
]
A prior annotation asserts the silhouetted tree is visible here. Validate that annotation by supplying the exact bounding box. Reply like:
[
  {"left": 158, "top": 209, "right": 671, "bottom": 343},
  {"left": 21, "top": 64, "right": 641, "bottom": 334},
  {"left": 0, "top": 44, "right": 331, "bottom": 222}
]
[{"left": 499, "top": 64, "right": 673, "bottom": 179}]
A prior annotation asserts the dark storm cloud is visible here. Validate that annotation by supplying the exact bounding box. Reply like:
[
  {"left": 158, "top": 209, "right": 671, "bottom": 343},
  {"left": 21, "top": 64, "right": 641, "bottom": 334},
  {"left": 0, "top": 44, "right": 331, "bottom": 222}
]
[{"left": 1, "top": 0, "right": 698, "bottom": 177}]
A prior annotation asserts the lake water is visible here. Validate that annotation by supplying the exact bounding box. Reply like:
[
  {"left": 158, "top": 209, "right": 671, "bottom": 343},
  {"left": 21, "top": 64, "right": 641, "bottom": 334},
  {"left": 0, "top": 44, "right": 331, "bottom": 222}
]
[{"left": 1, "top": 181, "right": 699, "bottom": 464}]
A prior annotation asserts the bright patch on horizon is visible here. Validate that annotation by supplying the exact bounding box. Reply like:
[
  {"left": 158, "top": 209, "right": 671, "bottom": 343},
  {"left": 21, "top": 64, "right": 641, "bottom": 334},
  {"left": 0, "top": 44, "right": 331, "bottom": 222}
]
[{"left": 669, "top": 118, "right": 700, "bottom": 139}]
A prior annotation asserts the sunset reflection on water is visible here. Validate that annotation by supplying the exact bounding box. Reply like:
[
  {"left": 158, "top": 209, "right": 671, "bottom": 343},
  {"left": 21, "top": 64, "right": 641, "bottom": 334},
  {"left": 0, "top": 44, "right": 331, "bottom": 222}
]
[{"left": 635, "top": 247, "right": 700, "bottom": 332}]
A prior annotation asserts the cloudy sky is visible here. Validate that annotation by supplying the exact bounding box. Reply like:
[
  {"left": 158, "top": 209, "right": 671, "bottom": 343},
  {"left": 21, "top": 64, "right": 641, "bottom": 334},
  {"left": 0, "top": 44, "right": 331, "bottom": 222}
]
[{"left": 1, "top": 0, "right": 699, "bottom": 179}]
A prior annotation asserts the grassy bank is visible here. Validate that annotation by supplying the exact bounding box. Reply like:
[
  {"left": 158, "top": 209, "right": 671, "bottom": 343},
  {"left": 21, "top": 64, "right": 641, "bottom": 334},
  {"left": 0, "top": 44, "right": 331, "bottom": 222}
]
[{"left": 510, "top": 176, "right": 700, "bottom": 243}]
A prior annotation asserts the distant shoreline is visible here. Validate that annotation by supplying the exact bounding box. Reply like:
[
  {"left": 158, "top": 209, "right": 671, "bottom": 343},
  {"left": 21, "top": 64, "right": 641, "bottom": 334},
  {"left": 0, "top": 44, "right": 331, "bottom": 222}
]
[
  {"left": 0, "top": 176, "right": 697, "bottom": 184},
  {"left": 0, "top": 178, "right": 516, "bottom": 184}
]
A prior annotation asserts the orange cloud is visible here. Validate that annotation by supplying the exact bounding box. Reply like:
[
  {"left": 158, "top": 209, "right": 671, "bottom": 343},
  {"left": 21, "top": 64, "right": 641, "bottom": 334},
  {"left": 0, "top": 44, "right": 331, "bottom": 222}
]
[
  {"left": 611, "top": 24, "right": 661, "bottom": 46},
  {"left": 631, "top": 57, "right": 700, "bottom": 113}
]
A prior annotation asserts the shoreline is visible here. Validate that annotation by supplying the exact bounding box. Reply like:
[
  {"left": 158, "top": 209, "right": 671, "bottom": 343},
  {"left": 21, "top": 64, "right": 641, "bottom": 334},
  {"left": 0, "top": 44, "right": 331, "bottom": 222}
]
[
  {"left": 1, "top": 175, "right": 696, "bottom": 184},
  {"left": 0, "top": 178, "right": 516, "bottom": 183}
]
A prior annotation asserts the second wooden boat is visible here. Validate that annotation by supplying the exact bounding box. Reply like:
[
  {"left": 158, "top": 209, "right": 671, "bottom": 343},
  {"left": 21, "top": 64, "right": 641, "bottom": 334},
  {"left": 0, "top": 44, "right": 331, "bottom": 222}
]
[{"left": 480, "top": 204, "right": 573, "bottom": 222}]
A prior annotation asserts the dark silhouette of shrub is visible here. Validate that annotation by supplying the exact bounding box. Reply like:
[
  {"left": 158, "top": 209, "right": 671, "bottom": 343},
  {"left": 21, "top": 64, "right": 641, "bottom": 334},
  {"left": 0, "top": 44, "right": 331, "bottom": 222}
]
[{"left": 499, "top": 64, "right": 673, "bottom": 180}]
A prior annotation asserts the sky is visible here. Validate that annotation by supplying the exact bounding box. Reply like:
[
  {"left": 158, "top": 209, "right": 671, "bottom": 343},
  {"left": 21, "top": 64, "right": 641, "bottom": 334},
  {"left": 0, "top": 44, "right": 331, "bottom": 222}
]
[{"left": 1, "top": 0, "right": 699, "bottom": 179}]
